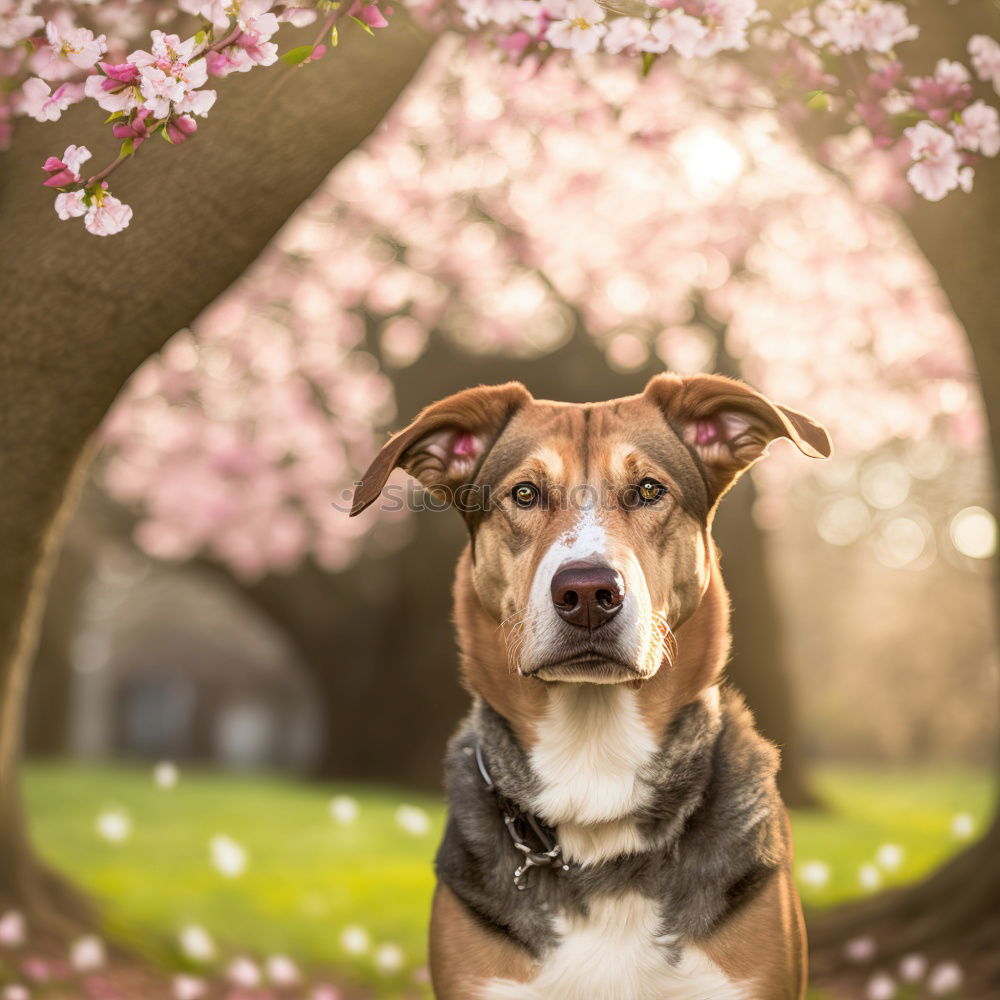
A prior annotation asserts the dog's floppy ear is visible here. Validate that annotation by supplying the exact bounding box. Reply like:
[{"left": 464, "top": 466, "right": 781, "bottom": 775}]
[
  {"left": 350, "top": 382, "right": 532, "bottom": 517},
  {"left": 645, "top": 373, "right": 831, "bottom": 504}
]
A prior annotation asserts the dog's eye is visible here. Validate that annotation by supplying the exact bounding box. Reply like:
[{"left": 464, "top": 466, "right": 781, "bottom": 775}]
[
  {"left": 512, "top": 482, "right": 540, "bottom": 509},
  {"left": 634, "top": 478, "right": 667, "bottom": 505}
]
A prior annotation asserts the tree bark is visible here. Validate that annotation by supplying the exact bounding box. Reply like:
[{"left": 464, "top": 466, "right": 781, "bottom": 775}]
[
  {"left": 712, "top": 476, "right": 821, "bottom": 808},
  {"left": 24, "top": 533, "right": 90, "bottom": 758},
  {"left": 808, "top": 3, "right": 1000, "bottom": 994},
  {"left": 0, "top": 14, "right": 432, "bottom": 928}
]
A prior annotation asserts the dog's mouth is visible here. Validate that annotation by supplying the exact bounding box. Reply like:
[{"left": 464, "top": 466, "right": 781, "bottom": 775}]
[{"left": 524, "top": 653, "right": 650, "bottom": 685}]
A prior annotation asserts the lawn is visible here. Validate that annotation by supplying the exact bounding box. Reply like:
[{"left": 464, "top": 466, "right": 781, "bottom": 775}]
[{"left": 22, "top": 762, "right": 995, "bottom": 998}]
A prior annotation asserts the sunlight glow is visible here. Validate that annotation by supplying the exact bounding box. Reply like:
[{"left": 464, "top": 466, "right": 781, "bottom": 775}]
[
  {"left": 949, "top": 506, "right": 997, "bottom": 560},
  {"left": 675, "top": 127, "right": 746, "bottom": 198}
]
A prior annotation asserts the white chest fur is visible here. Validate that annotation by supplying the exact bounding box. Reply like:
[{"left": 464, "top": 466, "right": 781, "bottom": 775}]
[
  {"left": 477, "top": 892, "right": 750, "bottom": 1000},
  {"left": 528, "top": 685, "right": 659, "bottom": 829}
]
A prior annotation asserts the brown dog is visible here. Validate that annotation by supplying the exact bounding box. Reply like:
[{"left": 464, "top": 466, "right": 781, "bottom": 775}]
[{"left": 352, "top": 374, "right": 830, "bottom": 1000}]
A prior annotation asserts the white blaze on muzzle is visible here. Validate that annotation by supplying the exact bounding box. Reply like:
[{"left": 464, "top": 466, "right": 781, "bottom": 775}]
[{"left": 517, "top": 490, "right": 655, "bottom": 677}]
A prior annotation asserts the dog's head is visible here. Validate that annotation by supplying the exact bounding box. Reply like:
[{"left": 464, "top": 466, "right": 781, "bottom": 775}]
[{"left": 352, "top": 374, "right": 830, "bottom": 689}]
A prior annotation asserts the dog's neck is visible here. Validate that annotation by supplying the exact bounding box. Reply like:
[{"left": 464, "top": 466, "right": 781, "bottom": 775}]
[{"left": 472, "top": 684, "right": 725, "bottom": 866}]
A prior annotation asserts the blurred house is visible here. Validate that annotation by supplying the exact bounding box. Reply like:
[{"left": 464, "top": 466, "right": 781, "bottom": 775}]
[{"left": 46, "top": 529, "right": 322, "bottom": 773}]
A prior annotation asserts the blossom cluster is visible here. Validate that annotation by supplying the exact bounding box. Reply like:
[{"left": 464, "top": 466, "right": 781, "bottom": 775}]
[
  {"left": 0, "top": 0, "right": 391, "bottom": 235},
  {"left": 784, "top": 7, "right": 1000, "bottom": 201},
  {"left": 450, "top": 0, "right": 1000, "bottom": 203},
  {"left": 458, "top": 0, "right": 758, "bottom": 60}
]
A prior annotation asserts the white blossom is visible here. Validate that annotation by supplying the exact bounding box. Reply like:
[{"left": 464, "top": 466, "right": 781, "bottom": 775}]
[
  {"left": 395, "top": 804, "right": 431, "bottom": 836},
  {"left": 178, "top": 924, "right": 216, "bottom": 963},
  {"left": 875, "top": 843, "right": 903, "bottom": 872},
  {"left": 210, "top": 834, "right": 248, "bottom": 877},
  {"left": 70, "top": 935, "right": 105, "bottom": 971},
  {"left": 374, "top": 942, "right": 405, "bottom": 974},
  {"left": 866, "top": 972, "right": 897, "bottom": 1000},
  {"left": 0, "top": 911, "right": 26, "bottom": 948},
  {"left": 928, "top": 962, "right": 963, "bottom": 995},
  {"left": 340, "top": 924, "right": 370, "bottom": 955},
  {"left": 154, "top": 761, "right": 179, "bottom": 788},
  {"left": 96, "top": 808, "right": 131, "bottom": 843},
  {"left": 329, "top": 795, "right": 359, "bottom": 823}
]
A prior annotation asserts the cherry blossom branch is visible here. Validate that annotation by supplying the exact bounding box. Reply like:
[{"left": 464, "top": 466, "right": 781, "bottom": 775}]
[{"left": 14, "top": 0, "right": 393, "bottom": 234}]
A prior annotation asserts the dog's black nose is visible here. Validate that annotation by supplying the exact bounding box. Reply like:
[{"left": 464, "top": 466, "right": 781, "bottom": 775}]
[{"left": 550, "top": 562, "right": 625, "bottom": 630}]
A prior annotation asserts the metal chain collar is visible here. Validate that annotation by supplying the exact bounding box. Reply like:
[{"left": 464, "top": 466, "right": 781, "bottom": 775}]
[{"left": 475, "top": 740, "right": 571, "bottom": 890}]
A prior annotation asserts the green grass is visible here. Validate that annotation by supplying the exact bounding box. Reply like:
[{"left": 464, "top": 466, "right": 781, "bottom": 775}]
[
  {"left": 793, "top": 767, "right": 995, "bottom": 910},
  {"left": 22, "top": 762, "right": 995, "bottom": 996}
]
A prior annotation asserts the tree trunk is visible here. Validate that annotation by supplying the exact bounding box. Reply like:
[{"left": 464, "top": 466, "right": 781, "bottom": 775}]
[
  {"left": 808, "top": 3, "right": 1000, "bottom": 994},
  {"left": 712, "top": 476, "right": 821, "bottom": 808},
  {"left": 0, "top": 15, "right": 432, "bottom": 929},
  {"left": 24, "top": 533, "right": 90, "bottom": 758}
]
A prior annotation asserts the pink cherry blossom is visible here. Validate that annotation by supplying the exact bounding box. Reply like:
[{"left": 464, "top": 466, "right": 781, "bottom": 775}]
[
  {"left": 176, "top": 87, "right": 217, "bottom": 116},
  {"left": 0, "top": 12, "right": 43, "bottom": 47},
  {"left": 19, "top": 76, "right": 80, "bottom": 122},
  {"left": 546, "top": 0, "right": 606, "bottom": 55},
  {"left": 0, "top": 911, "right": 26, "bottom": 948},
  {"left": 349, "top": 0, "right": 390, "bottom": 30},
  {"left": 84, "top": 61, "right": 142, "bottom": 113},
  {"left": 952, "top": 100, "right": 1000, "bottom": 158},
  {"left": 459, "top": 0, "right": 533, "bottom": 29},
  {"left": 279, "top": 7, "right": 320, "bottom": 27},
  {"left": 113, "top": 107, "right": 155, "bottom": 146},
  {"left": 688, "top": 0, "right": 756, "bottom": 57},
  {"left": 177, "top": 0, "right": 231, "bottom": 29},
  {"left": 138, "top": 66, "right": 186, "bottom": 117},
  {"left": 83, "top": 189, "right": 134, "bottom": 236},
  {"left": 43, "top": 21, "right": 107, "bottom": 70},
  {"left": 166, "top": 114, "right": 198, "bottom": 143},
  {"left": 54, "top": 190, "right": 87, "bottom": 220},
  {"left": 207, "top": 5, "right": 281, "bottom": 76},
  {"left": 41, "top": 143, "right": 92, "bottom": 186},
  {"left": 129, "top": 31, "right": 212, "bottom": 118},
  {"left": 968, "top": 34, "right": 1000, "bottom": 94},
  {"left": 648, "top": 9, "right": 707, "bottom": 58},
  {"left": 172, "top": 974, "right": 207, "bottom": 1000},
  {"left": 602, "top": 17, "right": 651, "bottom": 55},
  {"left": 226, "top": 957, "right": 261, "bottom": 988},
  {"left": 814, "top": 0, "right": 918, "bottom": 54},
  {"left": 97, "top": 36, "right": 975, "bottom": 569},
  {"left": 904, "top": 121, "right": 963, "bottom": 202},
  {"left": 911, "top": 59, "right": 973, "bottom": 125}
]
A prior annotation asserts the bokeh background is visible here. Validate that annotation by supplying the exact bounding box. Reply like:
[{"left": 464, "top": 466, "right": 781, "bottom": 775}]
[{"left": 11, "top": 29, "right": 1000, "bottom": 1000}]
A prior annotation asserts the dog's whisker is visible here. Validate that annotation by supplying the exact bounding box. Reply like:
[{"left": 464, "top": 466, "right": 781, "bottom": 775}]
[{"left": 496, "top": 607, "right": 530, "bottom": 633}]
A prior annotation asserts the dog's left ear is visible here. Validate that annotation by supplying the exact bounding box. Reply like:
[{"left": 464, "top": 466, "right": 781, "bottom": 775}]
[
  {"left": 645, "top": 373, "right": 832, "bottom": 504},
  {"left": 350, "top": 382, "right": 532, "bottom": 517}
]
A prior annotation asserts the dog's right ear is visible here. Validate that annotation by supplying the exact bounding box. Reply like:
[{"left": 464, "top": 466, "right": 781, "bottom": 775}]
[{"left": 350, "top": 382, "right": 532, "bottom": 517}]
